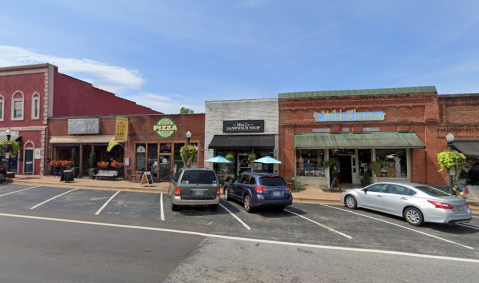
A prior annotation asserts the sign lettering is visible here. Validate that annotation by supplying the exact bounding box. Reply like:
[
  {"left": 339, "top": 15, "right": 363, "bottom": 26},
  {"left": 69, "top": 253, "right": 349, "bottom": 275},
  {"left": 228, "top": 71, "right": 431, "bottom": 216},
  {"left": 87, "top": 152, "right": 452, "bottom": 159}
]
[
  {"left": 313, "top": 109, "right": 385, "bottom": 122},
  {"left": 154, "top": 118, "right": 177, "bottom": 138}
]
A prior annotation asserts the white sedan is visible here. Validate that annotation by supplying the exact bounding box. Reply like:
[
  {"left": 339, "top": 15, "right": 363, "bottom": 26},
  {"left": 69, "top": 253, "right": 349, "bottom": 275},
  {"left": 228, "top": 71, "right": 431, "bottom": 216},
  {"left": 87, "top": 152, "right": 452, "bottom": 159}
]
[{"left": 340, "top": 182, "right": 472, "bottom": 226}]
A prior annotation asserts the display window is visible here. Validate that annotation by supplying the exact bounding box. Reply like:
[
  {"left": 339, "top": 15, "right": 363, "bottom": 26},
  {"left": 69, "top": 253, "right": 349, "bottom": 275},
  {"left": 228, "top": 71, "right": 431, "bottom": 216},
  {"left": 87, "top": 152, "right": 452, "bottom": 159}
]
[
  {"left": 295, "top": 149, "right": 325, "bottom": 177},
  {"left": 375, "top": 149, "right": 407, "bottom": 178}
]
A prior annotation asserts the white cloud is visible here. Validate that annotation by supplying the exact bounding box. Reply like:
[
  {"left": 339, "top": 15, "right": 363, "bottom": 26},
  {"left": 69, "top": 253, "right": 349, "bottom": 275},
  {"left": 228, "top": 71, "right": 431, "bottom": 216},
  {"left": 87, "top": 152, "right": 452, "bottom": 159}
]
[
  {"left": 0, "top": 45, "right": 144, "bottom": 93},
  {"left": 128, "top": 92, "right": 204, "bottom": 114}
]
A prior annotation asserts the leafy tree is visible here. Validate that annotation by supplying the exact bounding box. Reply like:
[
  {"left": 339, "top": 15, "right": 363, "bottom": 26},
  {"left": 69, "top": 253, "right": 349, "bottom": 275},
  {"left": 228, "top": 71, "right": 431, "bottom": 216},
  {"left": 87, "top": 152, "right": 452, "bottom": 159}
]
[{"left": 180, "top": 107, "right": 194, "bottom": 114}]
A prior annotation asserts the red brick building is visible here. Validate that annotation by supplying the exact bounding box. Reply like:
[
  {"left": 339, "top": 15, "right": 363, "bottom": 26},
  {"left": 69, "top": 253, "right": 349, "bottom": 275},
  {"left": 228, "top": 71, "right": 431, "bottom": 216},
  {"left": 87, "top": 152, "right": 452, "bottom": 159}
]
[
  {"left": 0, "top": 64, "right": 160, "bottom": 176},
  {"left": 48, "top": 114, "right": 205, "bottom": 181},
  {"left": 277, "top": 86, "right": 479, "bottom": 187}
]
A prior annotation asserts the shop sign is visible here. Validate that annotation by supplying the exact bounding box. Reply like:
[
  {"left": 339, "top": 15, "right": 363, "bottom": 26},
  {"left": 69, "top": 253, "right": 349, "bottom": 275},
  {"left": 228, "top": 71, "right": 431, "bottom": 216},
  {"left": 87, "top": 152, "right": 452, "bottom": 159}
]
[
  {"left": 312, "top": 128, "right": 330, "bottom": 133},
  {"left": 34, "top": 148, "right": 41, "bottom": 159},
  {"left": 313, "top": 109, "right": 385, "bottom": 122},
  {"left": 154, "top": 118, "right": 177, "bottom": 138},
  {"left": 68, "top": 118, "right": 99, "bottom": 134},
  {"left": 115, "top": 117, "right": 129, "bottom": 141},
  {"left": 137, "top": 146, "right": 146, "bottom": 153},
  {"left": 223, "top": 120, "right": 264, "bottom": 133}
]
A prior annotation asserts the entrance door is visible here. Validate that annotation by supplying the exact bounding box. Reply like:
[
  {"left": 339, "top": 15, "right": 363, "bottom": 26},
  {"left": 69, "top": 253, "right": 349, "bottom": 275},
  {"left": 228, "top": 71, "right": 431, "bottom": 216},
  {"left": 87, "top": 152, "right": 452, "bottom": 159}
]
[
  {"left": 24, "top": 149, "right": 34, "bottom": 174},
  {"left": 338, "top": 156, "right": 352, "bottom": 183}
]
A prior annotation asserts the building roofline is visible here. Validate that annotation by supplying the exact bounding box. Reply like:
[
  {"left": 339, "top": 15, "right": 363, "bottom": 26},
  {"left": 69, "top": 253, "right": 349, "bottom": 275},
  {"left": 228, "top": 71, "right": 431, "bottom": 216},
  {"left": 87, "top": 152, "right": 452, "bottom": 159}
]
[
  {"left": 0, "top": 63, "right": 57, "bottom": 71},
  {"left": 438, "top": 93, "right": 479, "bottom": 98},
  {"left": 278, "top": 86, "right": 437, "bottom": 99}
]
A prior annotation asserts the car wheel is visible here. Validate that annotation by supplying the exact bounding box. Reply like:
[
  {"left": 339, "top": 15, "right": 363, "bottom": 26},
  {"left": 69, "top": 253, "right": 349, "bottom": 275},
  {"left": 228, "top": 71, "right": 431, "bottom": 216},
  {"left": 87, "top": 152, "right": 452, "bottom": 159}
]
[
  {"left": 224, "top": 187, "right": 231, "bottom": 201},
  {"left": 244, "top": 195, "right": 253, "bottom": 213},
  {"left": 209, "top": 204, "right": 218, "bottom": 210},
  {"left": 345, "top": 195, "right": 357, "bottom": 209},
  {"left": 404, "top": 207, "right": 424, "bottom": 226},
  {"left": 0, "top": 172, "right": 5, "bottom": 182},
  {"left": 172, "top": 203, "right": 180, "bottom": 211}
]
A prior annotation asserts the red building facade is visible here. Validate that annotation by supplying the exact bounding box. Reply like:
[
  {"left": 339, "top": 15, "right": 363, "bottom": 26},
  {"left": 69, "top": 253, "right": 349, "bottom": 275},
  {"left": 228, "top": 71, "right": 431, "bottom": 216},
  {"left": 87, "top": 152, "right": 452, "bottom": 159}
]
[
  {"left": 278, "top": 86, "right": 479, "bottom": 187},
  {"left": 48, "top": 114, "right": 205, "bottom": 181},
  {"left": 0, "top": 64, "right": 160, "bottom": 175}
]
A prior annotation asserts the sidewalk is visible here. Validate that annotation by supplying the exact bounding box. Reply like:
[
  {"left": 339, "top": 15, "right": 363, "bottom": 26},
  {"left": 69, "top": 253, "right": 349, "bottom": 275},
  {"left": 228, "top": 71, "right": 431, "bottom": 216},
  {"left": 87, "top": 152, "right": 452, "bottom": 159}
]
[{"left": 7, "top": 175, "right": 479, "bottom": 214}]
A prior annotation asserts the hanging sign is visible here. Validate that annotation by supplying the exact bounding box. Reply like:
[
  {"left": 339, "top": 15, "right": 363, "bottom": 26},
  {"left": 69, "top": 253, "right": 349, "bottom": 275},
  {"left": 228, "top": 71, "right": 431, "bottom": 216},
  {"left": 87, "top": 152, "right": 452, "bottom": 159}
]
[
  {"left": 314, "top": 109, "right": 385, "bottom": 122},
  {"left": 115, "top": 117, "right": 129, "bottom": 141},
  {"left": 154, "top": 118, "right": 177, "bottom": 138}
]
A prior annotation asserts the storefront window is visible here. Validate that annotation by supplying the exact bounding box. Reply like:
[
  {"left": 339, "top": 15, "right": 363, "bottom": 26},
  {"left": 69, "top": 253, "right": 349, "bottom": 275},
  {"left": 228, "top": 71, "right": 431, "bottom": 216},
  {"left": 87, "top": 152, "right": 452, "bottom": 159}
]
[
  {"left": 147, "top": 144, "right": 158, "bottom": 176},
  {"left": 136, "top": 143, "right": 146, "bottom": 171},
  {"left": 459, "top": 160, "right": 479, "bottom": 185},
  {"left": 376, "top": 149, "right": 407, "bottom": 178},
  {"left": 160, "top": 143, "right": 171, "bottom": 153},
  {"left": 296, "top": 149, "right": 325, "bottom": 177},
  {"left": 173, "top": 143, "right": 184, "bottom": 172},
  {"left": 358, "top": 149, "right": 372, "bottom": 176},
  {"left": 158, "top": 155, "right": 171, "bottom": 180}
]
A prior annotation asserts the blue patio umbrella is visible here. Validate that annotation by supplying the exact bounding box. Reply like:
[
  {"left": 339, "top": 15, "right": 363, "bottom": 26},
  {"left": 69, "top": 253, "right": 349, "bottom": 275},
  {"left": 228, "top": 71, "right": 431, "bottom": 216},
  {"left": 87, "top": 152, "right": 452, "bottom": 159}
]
[
  {"left": 253, "top": 156, "right": 282, "bottom": 164},
  {"left": 205, "top": 155, "right": 231, "bottom": 163}
]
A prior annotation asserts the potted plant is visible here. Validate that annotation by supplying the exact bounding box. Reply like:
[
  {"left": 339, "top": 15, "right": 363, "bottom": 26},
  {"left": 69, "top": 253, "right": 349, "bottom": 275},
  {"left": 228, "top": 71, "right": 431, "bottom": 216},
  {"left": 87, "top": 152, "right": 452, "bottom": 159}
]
[
  {"left": 225, "top": 151, "right": 236, "bottom": 162},
  {"left": 180, "top": 145, "right": 196, "bottom": 167},
  {"left": 247, "top": 152, "right": 257, "bottom": 166},
  {"left": 88, "top": 151, "right": 96, "bottom": 179},
  {"left": 361, "top": 171, "right": 371, "bottom": 187},
  {"left": 371, "top": 160, "right": 382, "bottom": 183}
]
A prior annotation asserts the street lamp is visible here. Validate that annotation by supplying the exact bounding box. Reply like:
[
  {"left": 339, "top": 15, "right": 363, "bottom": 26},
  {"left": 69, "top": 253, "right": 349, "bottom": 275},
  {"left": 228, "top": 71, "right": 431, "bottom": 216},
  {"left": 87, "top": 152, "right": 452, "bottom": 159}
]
[
  {"left": 5, "top": 129, "right": 11, "bottom": 172},
  {"left": 446, "top": 132, "right": 455, "bottom": 195},
  {"left": 186, "top": 131, "right": 191, "bottom": 145}
]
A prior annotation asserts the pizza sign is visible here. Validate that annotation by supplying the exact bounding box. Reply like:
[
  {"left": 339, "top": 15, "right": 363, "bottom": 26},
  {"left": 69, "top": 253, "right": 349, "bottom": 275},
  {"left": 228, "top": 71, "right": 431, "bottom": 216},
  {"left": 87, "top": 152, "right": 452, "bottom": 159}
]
[{"left": 154, "top": 118, "right": 178, "bottom": 138}]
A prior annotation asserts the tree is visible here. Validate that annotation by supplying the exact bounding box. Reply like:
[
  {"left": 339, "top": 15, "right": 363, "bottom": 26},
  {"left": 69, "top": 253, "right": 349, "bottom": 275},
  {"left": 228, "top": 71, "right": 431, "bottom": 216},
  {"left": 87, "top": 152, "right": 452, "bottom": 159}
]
[{"left": 180, "top": 107, "right": 194, "bottom": 114}]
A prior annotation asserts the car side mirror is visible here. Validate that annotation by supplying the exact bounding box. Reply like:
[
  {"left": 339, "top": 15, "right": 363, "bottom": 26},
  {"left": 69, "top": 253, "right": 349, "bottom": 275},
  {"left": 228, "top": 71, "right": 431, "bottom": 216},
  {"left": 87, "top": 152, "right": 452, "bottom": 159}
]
[{"left": 362, "top": 188, "right": 368, "bottom": 192}]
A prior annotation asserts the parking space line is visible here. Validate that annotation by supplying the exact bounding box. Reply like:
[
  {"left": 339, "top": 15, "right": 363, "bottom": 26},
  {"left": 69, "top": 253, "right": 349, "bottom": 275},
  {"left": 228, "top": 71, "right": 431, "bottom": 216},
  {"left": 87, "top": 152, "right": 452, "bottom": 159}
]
[
  {"left": 321, "top": 204, "right": 474, "bottom": 250},
  {"left": 458, "top": 223, "right": 479, "bottom": 231},
  {"left": 30, "top": 189, "right": 78, "bottom": 210},
  {"left": 0, "top": 186, "right": 41, "bottom": 197},
  {"left": 3, "top": 212, "right": 479, "bottom": 263},
  {"left": 95, "top": 191, "right": 120, "bottom": 215},
  {"left": 219, "top": 203, "right": 251, "bottom": 230},
  {"left": 160, "top": 193, "right": 165, "bottom": 221},
  {"left": 285, "top": 209, "right": 352, "bottom": 239},
  {"left": 473, "top": 216, "right": 479, "bottom": 219}
]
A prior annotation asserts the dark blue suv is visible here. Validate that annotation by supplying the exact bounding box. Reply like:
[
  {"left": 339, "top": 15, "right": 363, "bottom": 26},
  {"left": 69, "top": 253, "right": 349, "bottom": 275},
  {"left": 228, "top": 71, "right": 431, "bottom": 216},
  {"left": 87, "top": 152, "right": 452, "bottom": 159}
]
[{"left": 224, "top": 172, "right": 292, "bottom": 212}]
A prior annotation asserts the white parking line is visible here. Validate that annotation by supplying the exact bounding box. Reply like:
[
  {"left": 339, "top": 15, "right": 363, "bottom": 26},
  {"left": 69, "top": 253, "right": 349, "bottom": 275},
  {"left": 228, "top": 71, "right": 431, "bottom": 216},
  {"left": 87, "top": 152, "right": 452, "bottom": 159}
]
[
  {"left": 2, "top": 212, "right": 479, "bottom": 263},
  {"left": 95, "top": 191, "right": 120, "bottom": 215},
  {"left": 160, "top": 193, "right": 165, "bottom": 221},
  {"left": 219, "top": 203, "right": 251, "bottom": 230},
  {"left": 285, "top": 209, "right": 352, "bottom": 239},
  {"left": 473, "top": 216, "right": 479, "bottom": 219},
  {"left": 30, "top": 189, "right": 78, "bottom": 210},
  {"left": 321, "top": 204, "right": 474, "bottom": 250},
  {"left": 0, "top": 186, "right": 41, "bottom": 197}
]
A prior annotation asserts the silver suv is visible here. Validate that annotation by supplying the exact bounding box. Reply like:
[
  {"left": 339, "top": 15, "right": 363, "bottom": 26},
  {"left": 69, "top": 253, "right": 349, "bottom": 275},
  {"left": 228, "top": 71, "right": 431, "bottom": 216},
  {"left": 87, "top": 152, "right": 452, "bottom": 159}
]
[{"left": 168, "top": 167, "right": 221, "bottom": 211}]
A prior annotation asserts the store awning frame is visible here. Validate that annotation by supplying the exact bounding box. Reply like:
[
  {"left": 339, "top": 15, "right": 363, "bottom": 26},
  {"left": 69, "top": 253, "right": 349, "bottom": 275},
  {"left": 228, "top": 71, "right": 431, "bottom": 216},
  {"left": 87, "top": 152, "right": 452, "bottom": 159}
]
[
  {"left": 50, "top": 135, "right": 115, "bottom": 144},
  {"left": 209, "top": 135, "right": 275, "bottom": 149},
  {"left": 451, "top": 141, "right": 479, "bottom": 158},
  {"left": 294, "top": 133, "right": 426, "bottom": 149}
]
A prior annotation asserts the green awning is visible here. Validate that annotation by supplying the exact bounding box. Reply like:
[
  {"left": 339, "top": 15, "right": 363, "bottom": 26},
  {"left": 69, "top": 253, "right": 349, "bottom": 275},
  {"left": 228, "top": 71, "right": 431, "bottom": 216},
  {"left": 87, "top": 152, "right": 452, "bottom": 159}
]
[
  {"left": 451, "top": 141, "right": 479, "bottom": 158},
  {"left": 294, "top": 133, "right": 426, "bottom": 149}
]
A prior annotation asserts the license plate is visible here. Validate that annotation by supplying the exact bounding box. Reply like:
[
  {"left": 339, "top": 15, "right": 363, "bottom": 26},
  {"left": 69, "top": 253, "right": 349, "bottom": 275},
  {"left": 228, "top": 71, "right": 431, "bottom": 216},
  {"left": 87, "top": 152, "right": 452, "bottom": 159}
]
[
  {"left": 272, "top": 191, "right": 281, "bottom": 197},
  {"left": 192, "top": 190, "right": 204, "bottom": 196}
]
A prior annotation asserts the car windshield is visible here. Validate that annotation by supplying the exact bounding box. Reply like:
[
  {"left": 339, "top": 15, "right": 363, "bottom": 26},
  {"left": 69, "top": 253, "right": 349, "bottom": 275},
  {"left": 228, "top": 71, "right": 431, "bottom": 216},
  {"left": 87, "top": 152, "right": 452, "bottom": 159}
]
[
  {"left": 258, "top": 176, "right": 286, "bottom": 186},
  {"left": 182, "top": 171, "right": 217, "bottom": 184},
  {"left": 414, "top": 185, "right": 450, "bottom": 197}
]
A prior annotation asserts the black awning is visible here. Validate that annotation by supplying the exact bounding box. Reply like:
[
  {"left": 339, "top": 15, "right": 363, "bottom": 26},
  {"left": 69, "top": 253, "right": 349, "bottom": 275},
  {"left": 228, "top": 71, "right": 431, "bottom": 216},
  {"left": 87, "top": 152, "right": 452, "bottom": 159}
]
[
  {"left": 451, "top": 141, "right": 479, "bottom": 158},
  {"left": 209, "top": 135, "right": 275, "bottom": 149}
]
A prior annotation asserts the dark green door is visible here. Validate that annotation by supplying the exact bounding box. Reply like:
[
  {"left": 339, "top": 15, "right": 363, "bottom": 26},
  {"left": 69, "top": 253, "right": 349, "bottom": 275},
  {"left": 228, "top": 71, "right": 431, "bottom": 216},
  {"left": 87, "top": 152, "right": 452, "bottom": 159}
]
[{"left": 24, "top": 149, "right": 34, "bottom": 174}]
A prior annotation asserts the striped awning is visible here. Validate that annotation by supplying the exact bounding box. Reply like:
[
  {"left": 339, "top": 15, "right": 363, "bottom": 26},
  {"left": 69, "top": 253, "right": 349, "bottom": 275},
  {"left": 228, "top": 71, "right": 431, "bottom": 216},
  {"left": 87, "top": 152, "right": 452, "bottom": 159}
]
[{"left": 294, "top": 133, "right": 426, "bottom": 149}]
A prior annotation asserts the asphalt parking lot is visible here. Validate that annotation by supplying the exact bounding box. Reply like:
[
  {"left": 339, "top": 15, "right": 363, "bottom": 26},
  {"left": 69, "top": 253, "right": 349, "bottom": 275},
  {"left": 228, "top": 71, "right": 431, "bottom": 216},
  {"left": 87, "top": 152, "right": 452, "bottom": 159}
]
[{"left": 1, "top": 183, "right": 478, "bottom": 260}]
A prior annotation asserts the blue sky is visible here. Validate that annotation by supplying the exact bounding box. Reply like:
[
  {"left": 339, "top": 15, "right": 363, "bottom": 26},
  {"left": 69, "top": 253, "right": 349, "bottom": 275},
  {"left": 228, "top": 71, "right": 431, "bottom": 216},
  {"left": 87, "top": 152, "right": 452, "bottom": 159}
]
[{"left": 1, "top": 0, "right": 478, "bottom": 113}]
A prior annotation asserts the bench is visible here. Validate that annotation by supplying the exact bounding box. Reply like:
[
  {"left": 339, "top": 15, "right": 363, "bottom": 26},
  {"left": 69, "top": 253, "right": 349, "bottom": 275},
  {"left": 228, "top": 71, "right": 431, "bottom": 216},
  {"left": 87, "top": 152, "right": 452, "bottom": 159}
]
[{"left": 93, "top": 170, "right": 118, "bottom": 181}]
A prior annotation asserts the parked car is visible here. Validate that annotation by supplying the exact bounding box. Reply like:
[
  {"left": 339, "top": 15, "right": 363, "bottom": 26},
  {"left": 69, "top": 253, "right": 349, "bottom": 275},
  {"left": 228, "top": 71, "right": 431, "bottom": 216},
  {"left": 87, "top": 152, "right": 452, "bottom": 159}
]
[
  {"left": 224, "top": 172, "right": 293, "bottom": 212},
  {"left": 341, "top": 182, "right": 472, "bottom": 226},
  {"left": 168, "top": 167, "right": 221, "bottom": 211},
  {"left": 0, "top": 165, "right": 6, "bottom": 182}
]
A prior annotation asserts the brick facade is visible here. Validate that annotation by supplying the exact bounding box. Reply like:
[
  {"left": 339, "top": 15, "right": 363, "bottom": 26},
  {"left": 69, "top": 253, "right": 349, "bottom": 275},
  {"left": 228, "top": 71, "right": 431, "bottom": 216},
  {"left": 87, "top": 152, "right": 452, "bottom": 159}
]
[
  {"left": 277, "top": 89, "right": 472, "bottom": 186},
  {"left": 0, "top": 64, "right": 160, "bottom": 175}
]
